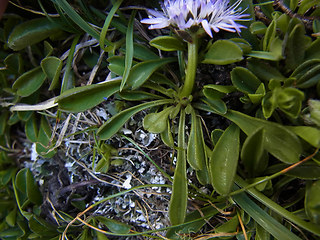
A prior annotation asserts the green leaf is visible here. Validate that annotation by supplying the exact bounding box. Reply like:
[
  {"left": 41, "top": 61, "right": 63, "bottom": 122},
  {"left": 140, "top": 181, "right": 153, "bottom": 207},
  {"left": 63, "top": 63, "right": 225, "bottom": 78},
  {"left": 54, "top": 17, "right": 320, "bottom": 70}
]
[
  {"left": 305, "top": 38, "right": 320, "bottom": 60},
  {"left": 150, "top": 36, "right": 185, "bottom": 51},
  {"left": 119, "top": 90, "right": 162, "bottom": 101},
  {"left": 313, "top": 20, "right": 320, "bottom": 36},
  {"left": 203, "top": 40, "right": 243, "bottom": 65},
  {"left": 54, "top": 0, "right": 103, "bottom": 42},
  {"left": 7, "top": 18, "right": 60, "bottom": 51},
  {"left": 12, "top": 67, "right": 46, "bottom": 97},
  {"left": 95, "top": 158, "right": 110, "bottom": 173},
  {"left": 120, "top": 10, "right": 136, "bottom": 91},
  {"left": 0, "top": 226, "right": 24, "bottom": 239},
  {"left": 108, "top": 56, "right": 127, "bottom": 75},
  {"left": 215, "top": 215, "right": 239, "bottom": 234},
  {"left": 296, "top": 64, "right": 320, "bottom": 88},
  {"left": 28, "top": 216, "right": 57, "bottom": 237},
  {"left": 0, "top": 168, "right": 16, "bottom": 186},
  {"left": 276, "top": 13, "right": 290, "bottom": 33},
  {"left": 231, "top": 67, "right": 261, "bottom": 94},
  {"left": 291, "top": 59, "right": 320, "bottom": 80},
  {"left": 196, "top": 166, "right": 210, "bottom": 185},
  {"left": 143, "top": 106, "right": 174, "bottom": 133},
  {"left": 0, "top": 111, "right": 9, "bottom": 136},
  {"left": 277, "top": 88, "right": 304, "bottom": 118},
  {"left": 169, "top": 110, "right": 188, "bottom": 225},
  {"left": 17, "top": 92, "right": 39, "bottom": 122},
  {"left": 44, "top": 41, "right": 54, "bottom": 57},
  {"left": 160, "top": 120, "right": 175, "bottom": 148},
  {"left": 305, "top": 180, "right": 320, "bottom": 224},
  {"left": 99, "top": 0, "right": 123, "bottom": 50},
  {"left": 36, "top": 116, "right": 56, "bottom": 158},
  {"left": 248, "top": 83, "right": 266, "bottom": 104},
  {"left": 25, "top": 114, "right": 38, "bottom": 143},
  {"left": 61, "top": 35, "right": 79, "bottom": 93},
  {"left": 108, "top": 57, "right": 175, "bottom": 90},
  {"left": 262, "top": 91, "right": 276, "bottom": 119},
  {"left": 211, "top": 129, "right": 224, "bottom": 146},
  {"left": 15, "top": 168, "right": 42, "bottom": 206},
  {"left": 287, "top": 126, "right": 320, "bottom": 148},
  {"left": 187, "top": 109, "right": 207, "bottom": 170},
  {"left": 56, "top": 80, "right": 121, "bottom": 112},
  {"left": 98, "top": 99, "right": 173, "bottom": 140},
  {"left": 96, "top": 216, "right": 131, "bottom": 234},
  {"left": 267, "top": 162, "right": 320, "bottom": 180},
  {"left": 284, "top": 23, "right": 307, "bottom": 70},
  {"left": 263, "top": 19, "right": 276, "bottom": 51},
  {"left": 41, "top": 56, "right": 62, "bottom": 90},
  {"left": 235, "top": 175, "right": 320, "bottom": 236},
  {"left": 210, "top": 124, "right": 240, "bottom": 196},
  {"left": 26, "top": 169, "right": 42, "bottom": 205},
  {"left": 241, "top": 128, "right": 268, "bottom": 177},
  {"left": 250, "top": 21, "right": 267, "bottom": 34},
  {"left": 122, "top": 43, "right": 159, "bottom": 60},
  {"left": 232, "top": 186, "right": 302, "bottom": 240},
  {"left": 246, "top": 50, "right": 282, "bottom": 61},
  {"left": 202, "top": 88, "right": 227, "bottom": 114},
  {"left": 307, "top": 99, "right": 320, "bottom": 126},
  {"left": 290, "top": 0, "right": 299, "bottom": 11},
  {"left": 298, "top": 0, "right": 319, "bottom": 15},
  {"left": 230, "top": 38, "right": 252, "bottom": 54},
  {"left": 204, "top": 84, "right": 235, "bottom": 94},
  {"left": 126, "top": 58, "right": 176, "bottom": 89},
  {"left": 248, "top": 59, "right": 285, "bottom": 82},
  {"left": 225, "top": 110, "right": 302, "bottom": 164},
  {"left": 5, "top": 208, "right": 17, "bottom": 227},
  {"left": 4, "top": 53, "right": 24, "bottom": 74},
  {"left": 166, "top": 204, "right": 222, "bottom": 239}
]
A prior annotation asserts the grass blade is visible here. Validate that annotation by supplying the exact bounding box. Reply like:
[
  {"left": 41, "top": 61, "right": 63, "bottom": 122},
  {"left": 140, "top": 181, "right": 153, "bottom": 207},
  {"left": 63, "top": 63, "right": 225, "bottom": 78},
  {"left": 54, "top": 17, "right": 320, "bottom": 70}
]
[
  {"left": 120, "top": 10, "right": 136, "bottom": 91},
  {"left": 232, "top": 185, "right": 302, "bottom": 240},
  {"left": 99, "top": 0, "right": 123, "bottom": 50},
  {"left": 235, "top": 175, "right": 320, "bottom": 237}
]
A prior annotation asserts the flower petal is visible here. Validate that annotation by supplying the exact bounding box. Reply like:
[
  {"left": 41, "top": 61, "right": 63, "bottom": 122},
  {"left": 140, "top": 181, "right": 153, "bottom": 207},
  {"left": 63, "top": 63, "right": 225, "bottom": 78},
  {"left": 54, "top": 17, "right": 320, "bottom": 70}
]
[{"left": 201, "top": 20, "right": 213, "bottom": 38}]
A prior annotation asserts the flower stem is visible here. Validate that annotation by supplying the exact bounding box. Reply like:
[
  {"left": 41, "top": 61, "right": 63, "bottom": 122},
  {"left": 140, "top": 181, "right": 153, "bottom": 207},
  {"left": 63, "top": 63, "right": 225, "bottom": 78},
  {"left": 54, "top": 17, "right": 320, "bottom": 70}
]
[{"left": 180, "top": 36, "right": 198, "bottom": 98}]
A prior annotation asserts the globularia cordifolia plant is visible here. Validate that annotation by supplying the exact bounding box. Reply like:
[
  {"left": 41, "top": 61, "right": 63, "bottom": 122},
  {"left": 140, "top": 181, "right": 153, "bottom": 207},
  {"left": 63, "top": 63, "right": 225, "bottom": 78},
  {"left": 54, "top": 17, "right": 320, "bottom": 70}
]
[{"left": 2, "top": 0, "right": 320, "bottom": 239}]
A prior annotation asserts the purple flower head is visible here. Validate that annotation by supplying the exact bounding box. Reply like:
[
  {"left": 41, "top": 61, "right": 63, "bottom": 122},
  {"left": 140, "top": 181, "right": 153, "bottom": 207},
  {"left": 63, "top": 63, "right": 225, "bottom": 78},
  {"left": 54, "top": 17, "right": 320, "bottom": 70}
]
[{"left": 141, "top": 0, "right": 250, "bottom": 37}]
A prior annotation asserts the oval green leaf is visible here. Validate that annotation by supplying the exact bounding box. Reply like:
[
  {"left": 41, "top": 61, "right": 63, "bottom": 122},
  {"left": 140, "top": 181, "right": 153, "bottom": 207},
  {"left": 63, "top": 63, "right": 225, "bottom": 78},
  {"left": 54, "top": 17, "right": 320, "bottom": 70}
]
[
  {"left": 96, "top": 216, "right": 131, "bottom": 234},
  {"left": 126, "top": 57, "right": 176, "bottom": 89},
  {"left": 287, "top": 126, "right": 320, "bottom": 148},
  {"left": 160, "top": 120, "right": 175, "bottom": 148},
  {"left": 41, "top": 56, "right": 62, "bottom": 90},
  {"left": 150, "top": 36, "right": 185, "bottom": 51},
  {"left": 25, "top": 114, "right": 38, "bottom": 143},
  {"left": 248, "top": 59, "right": 285, "bottom": 82},
  {"left": 187, "top": 109, "right": 206, "bottom": 170},
  {"left": 210, "top": 124, "right": 240, "bottom": 196},
  {"left": 231, "top": 67, "right": 261, "bottom": 94},
  {"left": 56, "top": 80, "right": 121, "bottom": 112},
  {"left": 225, "top": 110, "right": 302, "bottom": 164},
  {"left": 277, "top": 88, "right": 304, "bottom": 118},
  {"left": 305, "top": 180, "right": 320, "bottom": 224},
  {"left": 241, "top": 127, "right": 268, "bottom": 177},
  {"left": 285, "top": 23, "right": 306, "bottom": 70},
  {"left": 203, "top": 40, "right": 243, "bottom": 65},
  {"left": 8, "top": 18, "right": 60, "bottom": 51},
  {"left": 12, "top": 67, "right": 46, "bottom": 97},
  {"left": 143, "top": 106, "right": 173, "bottom": 133}
]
